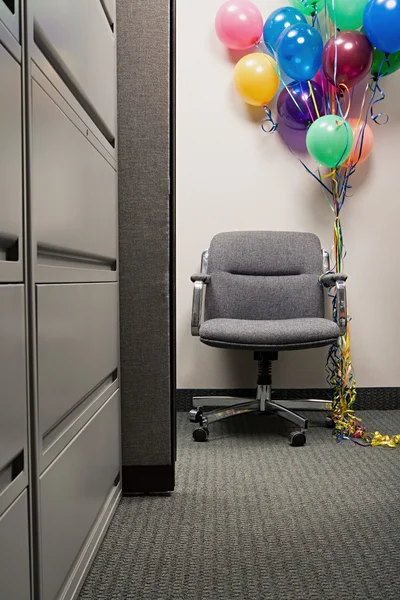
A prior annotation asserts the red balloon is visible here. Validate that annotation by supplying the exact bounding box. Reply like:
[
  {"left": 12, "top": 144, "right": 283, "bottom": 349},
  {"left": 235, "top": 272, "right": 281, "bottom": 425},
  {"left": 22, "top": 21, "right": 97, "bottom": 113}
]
[{"left": 322, "top": 31, "right": 373, "bottom": 89}]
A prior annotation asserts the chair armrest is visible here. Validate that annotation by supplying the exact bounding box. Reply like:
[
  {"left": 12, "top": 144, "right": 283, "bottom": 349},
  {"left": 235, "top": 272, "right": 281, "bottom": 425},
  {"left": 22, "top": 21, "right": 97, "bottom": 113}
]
[
  {"left": 320, "top": 273, "right": 348, "bottom": 335},
  {"left": 190, "top": 273, "right": 211, "bottom": 283},
  {"left": 191, "top": 275, "right": 210, "bottom": 336},
  {"left": 191, "top": 249, "right": 210, "bottom": 336},
  {"left": 336, "top": 280, "right": 347, "bottom": 336},
  {"left": 320, "top": 273, "right": 348, "bottom": 288}
]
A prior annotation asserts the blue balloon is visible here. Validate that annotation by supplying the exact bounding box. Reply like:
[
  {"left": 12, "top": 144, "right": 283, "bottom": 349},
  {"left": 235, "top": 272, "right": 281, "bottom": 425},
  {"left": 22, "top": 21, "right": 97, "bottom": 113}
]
[
  {"left": 276, "top": 23, "right": 323, "bottom": 82},
  {"left": 364, "top": 0, "right": 400, "bottom": 55},
  {"left": 263, "top": 7, "right": 306, "bottom": 51}
]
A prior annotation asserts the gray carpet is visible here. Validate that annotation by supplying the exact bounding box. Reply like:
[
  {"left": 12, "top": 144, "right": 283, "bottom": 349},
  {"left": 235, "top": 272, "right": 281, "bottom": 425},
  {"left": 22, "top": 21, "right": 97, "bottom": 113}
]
[{"left": 79, "top": 411, "right": 400, "bottom": 600}]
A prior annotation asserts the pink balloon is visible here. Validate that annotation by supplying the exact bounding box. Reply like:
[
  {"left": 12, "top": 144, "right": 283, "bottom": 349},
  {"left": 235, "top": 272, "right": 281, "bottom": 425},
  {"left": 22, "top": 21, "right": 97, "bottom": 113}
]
[
  {"left": 215, "top": 1, "right": 263, "bottom": 50},
  {"left": 343, "top": 118, "right": 374, "bottom": 167}
]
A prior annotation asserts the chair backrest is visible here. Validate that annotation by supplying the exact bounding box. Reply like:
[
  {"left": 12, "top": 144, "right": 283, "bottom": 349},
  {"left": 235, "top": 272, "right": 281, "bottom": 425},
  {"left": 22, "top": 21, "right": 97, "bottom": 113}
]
[{"left": 204, "top": 231, "right": 325, "bottom": 322}]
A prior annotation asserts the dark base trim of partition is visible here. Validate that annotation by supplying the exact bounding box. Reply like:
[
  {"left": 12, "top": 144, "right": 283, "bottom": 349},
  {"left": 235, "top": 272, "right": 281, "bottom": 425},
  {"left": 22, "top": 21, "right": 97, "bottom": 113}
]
[
  {"left": 122, "top": 465, "right": 175, "bottom": 494},
  {"left": 177, "top": 388, "right": 400, "bottom": 412}
]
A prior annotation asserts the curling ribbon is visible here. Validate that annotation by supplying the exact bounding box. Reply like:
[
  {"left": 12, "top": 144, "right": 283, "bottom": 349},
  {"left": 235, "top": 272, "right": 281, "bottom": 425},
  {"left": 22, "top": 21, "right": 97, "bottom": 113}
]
[
  {"left": 261, "top": 106, "right": 278, "bottom": 133},
  {"left": 371, "top": 432, "right": 400, "bottom": 448},
  {"left": 307, "top": 80, "right": 321, "bottom": 119}
]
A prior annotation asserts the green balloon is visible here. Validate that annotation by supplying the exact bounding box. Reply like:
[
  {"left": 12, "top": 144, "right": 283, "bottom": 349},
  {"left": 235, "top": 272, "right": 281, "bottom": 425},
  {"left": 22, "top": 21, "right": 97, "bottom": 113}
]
[
  {"left": 327, "top": 0, "right": 368, "bottom": 31},
  {"left": 289, "top": 0, "right": 325, "bottom": 16},
  {"left": 372, "top": 48, "right": 400, "bottom": 78},
  {"left": 306, "top": 116, "right": 353, "bottom": 168}
]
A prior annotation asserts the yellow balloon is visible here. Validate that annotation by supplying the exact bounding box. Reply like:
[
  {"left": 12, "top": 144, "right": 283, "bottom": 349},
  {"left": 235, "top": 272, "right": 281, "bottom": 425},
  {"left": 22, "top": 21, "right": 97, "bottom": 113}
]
[{"left": 233, "top": 53, "right": 280, "bottom": 106}]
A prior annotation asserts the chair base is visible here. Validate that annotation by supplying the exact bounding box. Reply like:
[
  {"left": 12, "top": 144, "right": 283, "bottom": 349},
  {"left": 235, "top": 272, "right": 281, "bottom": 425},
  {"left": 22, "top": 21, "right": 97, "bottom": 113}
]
[
  {"left": 189, "top": 353, "right": 333, "bottom": 445},
  {"left": 189, "top": 385, "right": 333, "bottom": 446}
]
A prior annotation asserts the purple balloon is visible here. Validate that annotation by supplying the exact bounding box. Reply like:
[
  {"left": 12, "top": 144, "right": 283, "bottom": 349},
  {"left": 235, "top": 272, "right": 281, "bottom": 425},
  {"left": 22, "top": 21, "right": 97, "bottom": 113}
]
[{"left": 277, "top": 81, "right": 326, "bottom": 131}]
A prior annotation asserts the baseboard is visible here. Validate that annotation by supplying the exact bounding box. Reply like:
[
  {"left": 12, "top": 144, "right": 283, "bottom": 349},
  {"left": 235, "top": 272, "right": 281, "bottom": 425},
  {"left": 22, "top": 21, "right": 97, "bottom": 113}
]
[
  {"left": 63, "top": 481, "right": 121, "bottom": 600},
  {"left": 122, "top": 465, "right": 175, "bottom": 494},
  {"left": 177, "top": 388, "right": 400, "bottom": 411}
]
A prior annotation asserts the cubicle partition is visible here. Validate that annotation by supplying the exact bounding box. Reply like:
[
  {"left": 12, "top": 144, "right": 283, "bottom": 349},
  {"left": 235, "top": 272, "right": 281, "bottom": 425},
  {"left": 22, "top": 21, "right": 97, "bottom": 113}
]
[
  {"left": 0, "top": 1, "right": 121, "bottom": 599},
  {"left": 117, "top": 0, "right": 176, "bottom": 494}
]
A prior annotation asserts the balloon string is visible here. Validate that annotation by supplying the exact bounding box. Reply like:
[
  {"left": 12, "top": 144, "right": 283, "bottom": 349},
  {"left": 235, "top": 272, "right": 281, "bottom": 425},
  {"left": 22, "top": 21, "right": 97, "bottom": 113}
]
[
  {"left": 330, "top": 18, "right": 337, "bottom": 115},
  {"left": 307, "top": 80, "right": 320, "bottom": 119},
  {"left": 254, "top": 43, "right": 309, "bottom": 120},
  {"left": 368, "top": 59, "right": 389, "bottom": 125},
  {"left": 339, "top": 84, "right": 351, "bottom": 120},
  {"left": 301, "top": 81, "right": 316, "bottom": 122},
  {"left": 370, "top": 80, "right": 389, "bottom": 125},
  {"left": 261, "top": 106, "right": 278, "bottom": 133},
  {"left": 356, "top": 81, "right": 372, "bottom": 128},
  {"left": 338, "top": 82, "right": 372, "bottom": 199},
  {"left": 276, "top": 127, "right": 334, "bottom": 196}
]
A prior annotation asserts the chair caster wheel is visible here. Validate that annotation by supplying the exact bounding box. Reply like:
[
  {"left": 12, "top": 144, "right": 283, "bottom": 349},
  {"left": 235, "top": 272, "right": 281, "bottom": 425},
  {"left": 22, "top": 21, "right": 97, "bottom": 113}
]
[
  {"left": 325, "top": 416, "right": 335, "bottom": 428},
  {"left": 193, "top": 427, "right": 209, "bottom": 442},
  {"left": 189, "top": 409, "right": 201, "bottom": 424},
  {"left": 289, "top": 431, "right": 306, "bottom": 447}
]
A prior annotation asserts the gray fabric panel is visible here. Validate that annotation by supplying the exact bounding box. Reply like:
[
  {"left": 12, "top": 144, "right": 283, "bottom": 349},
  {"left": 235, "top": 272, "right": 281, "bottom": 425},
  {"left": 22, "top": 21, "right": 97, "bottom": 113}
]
[
  {"left": 320, "top": 273, "right": 348, "bottom": 287},
  {"left": 200, "top": 317, "right": 339, "bottom": 350},
  {"left": 208, "top": 231, "right": 323, "bottom": 276},
  {"left": 204, "top": 272, "right": 324, "bottom": 321},
  {"left": 117, "top": 0, "right": 172, "bottom": 466}
]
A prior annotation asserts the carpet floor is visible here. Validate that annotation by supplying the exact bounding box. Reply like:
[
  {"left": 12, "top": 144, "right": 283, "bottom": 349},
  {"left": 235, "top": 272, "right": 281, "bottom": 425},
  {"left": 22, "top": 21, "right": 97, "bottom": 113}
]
[{"left": 79, "top": 410, "right": 400, "bottom": 600}]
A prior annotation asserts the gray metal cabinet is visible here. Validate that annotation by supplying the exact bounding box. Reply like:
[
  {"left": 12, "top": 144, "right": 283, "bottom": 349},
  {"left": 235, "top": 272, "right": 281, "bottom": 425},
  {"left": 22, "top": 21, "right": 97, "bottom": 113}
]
[
  {"left": 0, "top": 42, "right": 22, "bottom": 282},
  {"left": 37, "top": 282, "right": 118, "bottom": 439},
  {"left": 0, "top": 285, "right": 28, "bottom": 514},
  {"left": 0, "top": 2, "right": 121, "bottom": 599},
  {"left": 0, "top": 491, "right": 31, "bottom": 600},
  {"left": 41, "top": 391, "right": 120, "bottom": 600},
  {"left": 32, "top": 0, "right": 116, "bottom": 141},
  {"left": 31, "top": 81, "right": 117, "bottom": 282}
]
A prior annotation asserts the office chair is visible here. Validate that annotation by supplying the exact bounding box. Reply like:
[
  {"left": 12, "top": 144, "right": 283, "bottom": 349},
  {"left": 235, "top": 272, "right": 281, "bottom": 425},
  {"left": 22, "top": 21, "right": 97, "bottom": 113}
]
[{"left": 189, "top": 231, "right": 347, "bottom": 446}]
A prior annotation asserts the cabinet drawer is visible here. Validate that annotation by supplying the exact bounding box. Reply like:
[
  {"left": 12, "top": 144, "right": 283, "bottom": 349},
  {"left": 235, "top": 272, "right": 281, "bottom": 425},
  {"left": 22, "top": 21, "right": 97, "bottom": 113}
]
[
  {"left": 0, "top": 42, "right": 22, "bottom": 282},
  {"left": 41, "top": 391, "right": 120, "bottom": 600},
  {"left": 0, "top": 491, "right": 31, "bottom": 600},
  {"left": 33, "top": 0, "right": 116, "bottom": 140},
  {"left": 37, "top": 282, "right": 118, "bottom": 438},
  {"left": 32, "top": 81, "right": 117, "bottom": 281},
  {"left": 0, "top": 285, "right": 27, "bottom": 479}
]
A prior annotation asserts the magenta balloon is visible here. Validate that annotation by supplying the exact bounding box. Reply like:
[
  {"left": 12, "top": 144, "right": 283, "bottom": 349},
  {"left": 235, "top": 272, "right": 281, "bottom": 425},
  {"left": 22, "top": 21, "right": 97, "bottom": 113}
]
[{"left": 322, "top": 31, "right": 373, "bottom": 89}]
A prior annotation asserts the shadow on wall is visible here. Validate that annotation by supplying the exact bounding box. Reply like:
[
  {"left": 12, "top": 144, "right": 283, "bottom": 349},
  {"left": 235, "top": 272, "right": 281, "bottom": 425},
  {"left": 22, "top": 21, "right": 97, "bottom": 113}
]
[{"left": 229, "top": 83, "right": 266, "bottom": 123}]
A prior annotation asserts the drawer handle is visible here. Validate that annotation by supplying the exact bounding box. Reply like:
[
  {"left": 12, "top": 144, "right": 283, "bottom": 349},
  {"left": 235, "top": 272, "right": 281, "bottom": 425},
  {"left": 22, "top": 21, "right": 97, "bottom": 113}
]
[
  {"left": 2, "top": 0, "right": 15, "bottom": 15},
  {"left": 0, "top": 236, "right": 19, "bottom": 262},
  {"left": 0, "top": 451, "right": 24, "bottom": 496}
]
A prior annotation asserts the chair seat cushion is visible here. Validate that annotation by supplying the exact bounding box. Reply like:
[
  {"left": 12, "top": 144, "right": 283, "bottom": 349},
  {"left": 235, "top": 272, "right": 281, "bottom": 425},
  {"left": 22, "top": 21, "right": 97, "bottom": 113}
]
[{"left": 199, "top": 318, "right": 340, "bottom": 351}]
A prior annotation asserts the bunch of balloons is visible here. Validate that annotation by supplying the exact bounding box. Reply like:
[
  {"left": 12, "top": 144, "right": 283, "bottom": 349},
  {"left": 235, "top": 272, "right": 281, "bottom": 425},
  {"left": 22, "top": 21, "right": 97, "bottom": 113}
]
[
  {"left": 215, "top": 0, "right": 400, "bottom": 169},
  {"left": 215, "top": 1, "right": 400, "bottom": 448}
]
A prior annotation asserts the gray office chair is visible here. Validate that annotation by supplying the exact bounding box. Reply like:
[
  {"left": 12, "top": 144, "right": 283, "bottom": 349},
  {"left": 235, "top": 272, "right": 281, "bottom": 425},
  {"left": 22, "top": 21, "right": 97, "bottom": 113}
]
[{"left": 189, "top": 231, "right": 347, "bottom": 446}]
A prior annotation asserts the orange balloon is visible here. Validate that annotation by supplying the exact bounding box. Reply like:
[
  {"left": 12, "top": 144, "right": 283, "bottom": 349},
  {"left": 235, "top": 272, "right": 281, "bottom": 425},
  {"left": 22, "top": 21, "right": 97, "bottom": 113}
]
[
  {"left": 344, "top": 118, "right": 374, "bottom": 167},
  {"left": 233, "top": 53, "right": 279, "bottom": 107}
]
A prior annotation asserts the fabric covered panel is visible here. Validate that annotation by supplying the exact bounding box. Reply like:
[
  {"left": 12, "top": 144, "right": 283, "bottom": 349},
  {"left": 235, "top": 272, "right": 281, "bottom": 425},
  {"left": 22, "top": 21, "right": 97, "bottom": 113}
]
[
  {"left": 204, "top": 272, "right": 324, "bottom": 321},
  {"left": 117, "top": 0, "right": 172, "bottom": 468},
  {"left": 208, "top": 231, "right": 323, "bottom": 276},
  {"left": 200, "top": 318, "right": 340, "bottom": 351}
]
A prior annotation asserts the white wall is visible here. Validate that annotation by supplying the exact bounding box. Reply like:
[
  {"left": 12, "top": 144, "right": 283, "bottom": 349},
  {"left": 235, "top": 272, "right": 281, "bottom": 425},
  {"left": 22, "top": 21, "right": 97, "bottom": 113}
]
[{"left": 176, "top": 0, "right": 400, "bottom": 389}]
